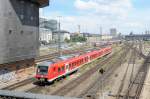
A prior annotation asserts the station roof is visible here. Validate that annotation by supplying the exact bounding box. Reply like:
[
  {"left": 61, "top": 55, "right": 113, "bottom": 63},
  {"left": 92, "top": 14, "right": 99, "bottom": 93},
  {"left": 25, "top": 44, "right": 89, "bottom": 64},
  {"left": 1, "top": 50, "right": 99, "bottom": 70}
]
[
  {"left": 58, "top": 55, "right": 74, "bottom": 60},
  {"left": 30, "top": 0, "right": 49, "bottom": 7}
]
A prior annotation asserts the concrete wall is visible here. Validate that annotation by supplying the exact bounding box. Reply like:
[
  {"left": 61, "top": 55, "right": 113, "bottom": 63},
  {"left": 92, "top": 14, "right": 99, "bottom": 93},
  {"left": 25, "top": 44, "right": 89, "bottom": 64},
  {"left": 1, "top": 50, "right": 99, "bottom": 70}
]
[{"left": 0, "top": 0, "right": 40, "bottom": 64}]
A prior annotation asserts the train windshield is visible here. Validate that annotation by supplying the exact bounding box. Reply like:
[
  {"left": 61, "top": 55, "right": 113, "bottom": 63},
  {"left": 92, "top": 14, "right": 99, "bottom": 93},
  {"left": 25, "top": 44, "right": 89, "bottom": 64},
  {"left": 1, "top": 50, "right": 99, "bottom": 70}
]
[{"left": 37, "top": 66, "right": 48, "bottom": 75}]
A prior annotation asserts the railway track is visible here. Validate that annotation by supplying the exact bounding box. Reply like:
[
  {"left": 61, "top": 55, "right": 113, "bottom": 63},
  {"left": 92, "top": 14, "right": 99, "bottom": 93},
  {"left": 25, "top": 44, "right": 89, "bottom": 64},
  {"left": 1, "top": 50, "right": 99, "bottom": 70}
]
[
  {"left": 2, "top": 78, "right": 34, "bottom": 90},
  {"left": 122, "top": 52, "right": 150, "bottom": 99},
  {"left": 49, "top": 45, "right": 127, "bottom": 96},
  {"left": 112, "top": 41, "right": 150, "bottom": 99},
  {"left": 115, "top": 44, "right": 137, "bottom": 99},
  {"left": 77, "top": 45, "right": 129, "bottom": 98}
]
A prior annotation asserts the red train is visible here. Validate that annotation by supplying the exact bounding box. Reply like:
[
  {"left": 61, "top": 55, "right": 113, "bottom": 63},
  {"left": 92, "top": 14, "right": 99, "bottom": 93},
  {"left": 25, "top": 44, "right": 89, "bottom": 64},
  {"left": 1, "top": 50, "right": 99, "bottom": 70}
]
[{"left": 35, "top": 46, "right": 112, "bottom": 82}]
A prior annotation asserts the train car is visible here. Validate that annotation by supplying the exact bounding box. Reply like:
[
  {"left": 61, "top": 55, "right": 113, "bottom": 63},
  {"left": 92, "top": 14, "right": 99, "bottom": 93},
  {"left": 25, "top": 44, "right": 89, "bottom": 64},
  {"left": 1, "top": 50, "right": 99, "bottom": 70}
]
[{"left": 35, "top": 46, "right": 112, "bottom": 82}]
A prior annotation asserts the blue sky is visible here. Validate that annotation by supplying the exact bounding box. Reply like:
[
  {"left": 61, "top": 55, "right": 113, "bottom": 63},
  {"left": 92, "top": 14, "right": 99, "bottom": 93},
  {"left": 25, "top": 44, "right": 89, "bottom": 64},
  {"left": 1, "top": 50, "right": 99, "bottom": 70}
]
[{"left": 40, "top": 0, "right": 150, "bottom": 34}]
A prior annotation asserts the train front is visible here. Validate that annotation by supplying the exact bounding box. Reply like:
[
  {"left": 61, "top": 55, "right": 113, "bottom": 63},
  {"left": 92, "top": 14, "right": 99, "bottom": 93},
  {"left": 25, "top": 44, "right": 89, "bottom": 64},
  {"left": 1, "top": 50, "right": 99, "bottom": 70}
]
[{"left": 35, "top": 61, "right": 52, "bottom": 82}]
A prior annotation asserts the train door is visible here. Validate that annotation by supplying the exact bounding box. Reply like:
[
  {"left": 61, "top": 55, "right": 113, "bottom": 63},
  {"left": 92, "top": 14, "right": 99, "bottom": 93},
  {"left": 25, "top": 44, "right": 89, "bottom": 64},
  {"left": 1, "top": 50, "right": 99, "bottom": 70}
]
[{"left": 65, "top": 63, "right": 69, "bottom": 73}]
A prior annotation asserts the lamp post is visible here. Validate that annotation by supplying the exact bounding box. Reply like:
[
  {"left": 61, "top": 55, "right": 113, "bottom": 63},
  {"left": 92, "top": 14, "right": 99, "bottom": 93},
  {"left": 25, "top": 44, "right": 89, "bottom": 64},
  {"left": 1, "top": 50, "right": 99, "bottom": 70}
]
[
  {"left": 57, "top": 16, "right": 62, "bottom": 56},
  {"left": 100, "top": 26, "right": 102, "bottom": 40}
]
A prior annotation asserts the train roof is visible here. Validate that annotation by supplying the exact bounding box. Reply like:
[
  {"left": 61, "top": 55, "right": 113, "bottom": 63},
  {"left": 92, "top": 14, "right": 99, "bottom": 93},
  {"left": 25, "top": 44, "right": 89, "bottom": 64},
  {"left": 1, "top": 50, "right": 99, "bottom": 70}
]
[
  {"left": 37, "top": 61, "right": 54, "bottom": 67},
  {"left": 38, "top": 46, "right": 111, "bottom": 67},
  {"left": 58, "top": 55, "right": 73, "bottom": 60}
]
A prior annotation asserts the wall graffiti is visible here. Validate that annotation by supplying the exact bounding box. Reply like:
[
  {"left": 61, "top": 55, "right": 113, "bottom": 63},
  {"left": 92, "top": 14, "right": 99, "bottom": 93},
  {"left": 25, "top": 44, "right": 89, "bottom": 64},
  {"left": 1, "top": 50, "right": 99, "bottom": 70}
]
[{"left": 0, "top": 68, "right": 16, "bottom": 82}]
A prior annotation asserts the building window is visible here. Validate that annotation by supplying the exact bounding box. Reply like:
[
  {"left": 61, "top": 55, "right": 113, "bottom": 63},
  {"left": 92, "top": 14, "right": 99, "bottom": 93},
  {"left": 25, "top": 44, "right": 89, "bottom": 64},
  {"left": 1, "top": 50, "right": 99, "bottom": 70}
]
[
  {"left": 31, "top": 16, "right": 34, "bottom": 20},
  {"left": 30, "top": 31, "right": 33, "bottom": 34},
  {"left": 9, "top": 30, "right": 12, "bottom": 35},
  {"left": 8, "top": 10, "right": 12, "bottom": 16},
  {"left": 31, "top": 4, "right": 34, "bottom": 7},
  {"left": 20, "top": 0, "right": 24, "bottom": 3},
  {"left": 20, "top": 30, "right": 24, "bottom": 35},
  {"left": 20, "top": 15, "right": 24, "bottom": 20},
  {"left": 31, "top": 46, "right": 34, "bottom": 49}
]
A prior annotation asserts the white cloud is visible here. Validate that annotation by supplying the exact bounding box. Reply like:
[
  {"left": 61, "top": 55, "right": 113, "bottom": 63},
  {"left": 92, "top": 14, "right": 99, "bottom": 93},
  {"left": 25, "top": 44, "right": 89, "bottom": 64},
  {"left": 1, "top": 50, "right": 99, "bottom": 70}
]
[
  {"left": 40, "top": 0, "right": 150, "bottom": 34},
  {"left": 74, "top": 0, "right": 132, "bottom": 18}
]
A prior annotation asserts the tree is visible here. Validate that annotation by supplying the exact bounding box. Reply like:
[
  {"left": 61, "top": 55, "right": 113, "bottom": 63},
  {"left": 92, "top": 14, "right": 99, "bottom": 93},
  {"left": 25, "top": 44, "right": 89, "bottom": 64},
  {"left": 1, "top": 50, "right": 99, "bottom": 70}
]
[
  {"left": 64, "top": 38, "right": 70, "bottom": 43},
  {"left": 70, "top": 35, "right": 87, "bottom": 42}
]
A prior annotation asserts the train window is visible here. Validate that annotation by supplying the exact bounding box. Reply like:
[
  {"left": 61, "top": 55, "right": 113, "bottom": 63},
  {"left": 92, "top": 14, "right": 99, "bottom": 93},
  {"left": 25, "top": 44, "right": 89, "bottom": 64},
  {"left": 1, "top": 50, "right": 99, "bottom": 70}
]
[
  {"left": 76, "top": 61, "right": 78, "bottom": 65},
  {"left": 62, "top": 66, "right": 65, "bottom": 71},
  {"left": 76, "top": 62, "right": 78, "bottom": 65},
  {"left": 69, "top": 64, "right": 71, "bottom": 68},
  {"left": 78, "top": 60, "right": 80, "bottom": 65},
  {"left": 86, "top": 57, "right": 88, "bottom": 60},
  {"left": 66, "top": 64, "right": 69, "bottom": 69},
  {"left": 37, "top": 66, "right": 48, "bottom": 75},
  {"left": 58, "top": 68, "right": 61, "bottom": 72}
]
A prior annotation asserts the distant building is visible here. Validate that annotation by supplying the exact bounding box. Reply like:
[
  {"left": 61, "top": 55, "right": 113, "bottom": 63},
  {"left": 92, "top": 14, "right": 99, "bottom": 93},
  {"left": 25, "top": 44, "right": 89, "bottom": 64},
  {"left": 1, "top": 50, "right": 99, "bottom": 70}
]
[
  {"left": 40, "top": 18, "right": 57, "bottom": 32},
  {"left": 145, "top": 30, "right": 150, "bottom": 34},
  {"left": 40, "top": 28, "right": 52, "bottom": 43},
  {"left": 39, "top": 18, "right": 57, "bottom": 43},
  {"left": 110, "top": 28, "right": 117, "bottom": 37},
  {"left": 125, "top": 34, "right": 150, "bottom": 41},
  {"left": 78, "top": 33, "right": 90, "bottom": 37},
  {"left": 87, "top": 34, "right": 101, "bottom": 42},
  {"left": 52, "top": 30, "right": 70, "bottom": 42},
  {"left": 101, "top": 35, "right": 113, "bottom": 40}
]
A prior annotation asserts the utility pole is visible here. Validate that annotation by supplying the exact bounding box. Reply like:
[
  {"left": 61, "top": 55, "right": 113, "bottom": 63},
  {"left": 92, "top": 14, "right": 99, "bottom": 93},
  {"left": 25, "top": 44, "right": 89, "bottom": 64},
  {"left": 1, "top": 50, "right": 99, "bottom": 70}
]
[
  {"left": 78, "top": 25, "right": 80, "bottom": 34},
  {"left": 58, "top": 16, "right": 62, "bottom": 56},
  {"left": 100, "top": 26, "right": 102, "bottom": 40},
  {"left": 100, "top": 26, "right": 102, "bottom": 35}
]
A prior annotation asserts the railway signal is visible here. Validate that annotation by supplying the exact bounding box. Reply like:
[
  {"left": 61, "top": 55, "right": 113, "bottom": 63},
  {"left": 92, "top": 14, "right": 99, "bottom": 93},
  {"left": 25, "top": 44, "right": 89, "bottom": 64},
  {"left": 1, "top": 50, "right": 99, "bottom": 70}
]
[
  {"left": 99, "top": 68, "right": 105, "bottom": 99},
  {"left": 99, "top": 68, "right": 105, "bottom": 74}
]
